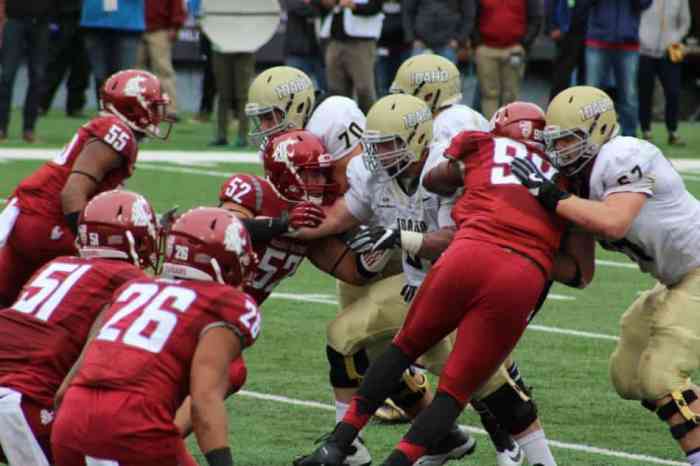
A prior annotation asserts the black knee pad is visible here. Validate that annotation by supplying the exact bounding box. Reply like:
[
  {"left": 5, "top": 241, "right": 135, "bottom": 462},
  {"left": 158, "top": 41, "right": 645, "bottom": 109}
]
[
  {"left": 480, "top": 382, "right": 538, "bottom": 436},
  {"left": 648, "top": 390, "right": 700, "bottom": 440},
  {"left": 326, "top": 345, "right": 369, "bottom": 388}
]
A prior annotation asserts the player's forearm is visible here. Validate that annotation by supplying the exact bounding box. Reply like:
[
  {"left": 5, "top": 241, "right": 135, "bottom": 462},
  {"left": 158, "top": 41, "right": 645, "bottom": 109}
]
[
  {"left": 417, "top": 227, "right": 455, "bottom": 260},
  {"left": 422, "top": 160, "right": 464, "bottom": 196},
  {"left": 556, "top": 196, "right": 632, "bottom": 240},
  {"left": 192, "top": 393, "right": 229, "bottom": 454}
]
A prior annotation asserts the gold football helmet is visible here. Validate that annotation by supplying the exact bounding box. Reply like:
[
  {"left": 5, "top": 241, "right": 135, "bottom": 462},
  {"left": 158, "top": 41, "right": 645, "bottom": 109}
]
[
  {"left": 389, "top": 53, "right": 462, "bottom": 113},
  {"left": 362, "top": 94, "right": 433, "bottom": 181},
  {"left": 246, "top": 66, "right": 315, "bottom": 142},
  {"left": 544, "top": 86, "right": 619, "bottom": 175}
]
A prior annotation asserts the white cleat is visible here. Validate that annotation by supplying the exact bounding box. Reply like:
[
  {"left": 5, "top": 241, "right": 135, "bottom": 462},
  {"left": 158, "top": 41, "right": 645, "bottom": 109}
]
[
  {"left": 343, "top": 437, "right": 372, "bottom": 466},
  {"left": 496, "top": 442, "right": 524, "bottom": 466}
]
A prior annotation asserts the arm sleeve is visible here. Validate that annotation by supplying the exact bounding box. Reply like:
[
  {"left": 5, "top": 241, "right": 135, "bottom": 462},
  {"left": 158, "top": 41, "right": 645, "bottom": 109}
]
[
  {"left": 600, "top": 144, "right": 658, "bottom": 198},
  {"left": 522, "top": 0, "right": 544, "bottom": 48},
  {"left": 344, "top": 159, "right": 374, "bottom": 222},
  {"left": 353, "top": 0, "right": 384, "bottom": 16}
]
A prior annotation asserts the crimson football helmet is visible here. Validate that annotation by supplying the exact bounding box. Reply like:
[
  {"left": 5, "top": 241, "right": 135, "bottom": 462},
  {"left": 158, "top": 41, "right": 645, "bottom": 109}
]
[
  {"left": 490, "top": 102, "right": 546, "bottom": 151},
  {"left": 263, "top": 130, "right": 338, "bottom": 206},
  {"left": 101, "top": 69, "right": 173, "bottom": 139},
  {"left": 161, "top": 207, "right": 258, "bottom": 287},
  {"left": 77, "top": 190, "right": 160, "bottom": 270}
]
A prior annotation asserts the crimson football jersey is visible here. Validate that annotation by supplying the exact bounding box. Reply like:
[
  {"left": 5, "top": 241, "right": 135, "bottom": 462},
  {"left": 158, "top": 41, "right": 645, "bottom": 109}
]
[
  {"left": 0, "top": 256, "right": 145, "bottom": 407},
  {"left": 12, "top": 115, "right": 138, "bottom": 221},
  {"left": 72, "top": 277, "right": 261, "bottom": 425},
  {"left": 219, "top": 173, "right": 308, "bottom": 304},
  {"left": 446, "top": 131, "right": 568, "bottom": 273}
]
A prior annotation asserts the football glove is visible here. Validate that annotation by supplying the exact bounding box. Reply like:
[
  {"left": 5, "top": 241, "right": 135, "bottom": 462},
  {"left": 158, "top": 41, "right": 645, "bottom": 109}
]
[
  {"left": 510, "top": 157, "right": 571, "bottom": 212},
  {"left": 288, "top": 201, "right": 326, "bottom": 230},
  {"left": 348, "top": 226, "right": 400, "bottom": 254}
]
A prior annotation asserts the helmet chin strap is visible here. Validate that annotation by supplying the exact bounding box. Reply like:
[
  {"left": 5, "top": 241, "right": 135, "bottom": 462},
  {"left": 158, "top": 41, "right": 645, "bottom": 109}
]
[
  {"left": 211, "top": 258, "right": 226, "bottom": 285},
  {"left": 125, "top": 230, "right": 140, "bottom": 267}
]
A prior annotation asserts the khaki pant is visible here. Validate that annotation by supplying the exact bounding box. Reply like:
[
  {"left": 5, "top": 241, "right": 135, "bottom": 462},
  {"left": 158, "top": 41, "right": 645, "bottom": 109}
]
[
  {"left": 609, "top": 268, "right": 700, "bottom": 401},
  {"left": 325, "top": 39, "right": 377, "bottom": 114},
  {"left": 137, "top": 30, "right": 177, "bottom": 113},
  {"left": 475, "top": 44, "right": 525, "bottom": 118},
  {"left": 332, "top": 275, "right": 512, "bottom": 400},
  {"left": 211, "top": 52, "right": 255, "bottom": 143}
]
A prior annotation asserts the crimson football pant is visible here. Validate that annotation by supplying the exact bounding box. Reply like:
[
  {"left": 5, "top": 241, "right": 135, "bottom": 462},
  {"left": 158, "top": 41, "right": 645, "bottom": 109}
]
[
  {"left": 52, "top": 386, "right": 183, "bottom": 466},
  {"left": 340, "top": 239, "right": 546, "bottom": 462},
  {"left": 0, "top": 213, "right": 76, "bottom": 306}
]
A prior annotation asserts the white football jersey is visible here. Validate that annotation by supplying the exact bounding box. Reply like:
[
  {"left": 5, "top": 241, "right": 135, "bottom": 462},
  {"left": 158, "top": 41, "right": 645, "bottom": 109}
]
[
  {"left": 345, "top": 156, "right": 454, "bottom": 287},
  {"left": 589, "top": 136, "right": 700, "bottom": 285},
  {"left": 306, "top": 96, "right": 366, "bottom": 161},
  {"left": 423, "top": 104, "right": 490, "bottom": 174}
]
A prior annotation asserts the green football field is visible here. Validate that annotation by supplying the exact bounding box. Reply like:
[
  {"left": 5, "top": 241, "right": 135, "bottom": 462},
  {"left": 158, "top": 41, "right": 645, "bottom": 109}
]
[{"left": 1, "top": 112, "right": 699, "bottom": 465}]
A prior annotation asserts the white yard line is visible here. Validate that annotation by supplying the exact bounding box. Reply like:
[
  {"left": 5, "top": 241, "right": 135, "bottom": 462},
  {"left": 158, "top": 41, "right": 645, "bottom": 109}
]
[
  {"left": 268, "top": 293, "right": 623, "bottom": 342},
  {"left": 237, "top": 389, "right": 683, "bottom": 465},
  {"left": 0, "top": 148, "right": 260, "bottom": 163},
  {"left": 595, "top": 259, "right": 637, "bottom": 269}
]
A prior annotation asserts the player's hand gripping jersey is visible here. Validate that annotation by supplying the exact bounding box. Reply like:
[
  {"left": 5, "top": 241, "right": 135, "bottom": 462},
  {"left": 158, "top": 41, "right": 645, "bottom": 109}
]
[
  {"left": 219, "top": 173, "right": 308, "bottom": 304},
  {"left": 447, "top": 131, "right": 569, "bottom": 274}
]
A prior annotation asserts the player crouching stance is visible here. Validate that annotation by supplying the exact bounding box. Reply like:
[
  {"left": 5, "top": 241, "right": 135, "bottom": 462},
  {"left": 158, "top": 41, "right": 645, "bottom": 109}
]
[{"left": 51, "top": 208, "right": 261, "bottom": 466}]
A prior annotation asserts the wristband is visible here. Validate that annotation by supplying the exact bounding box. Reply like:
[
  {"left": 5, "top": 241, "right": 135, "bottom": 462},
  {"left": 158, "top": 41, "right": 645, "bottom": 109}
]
[
  {"left": 64, "top": 211, "right": 80, "bottom": 236},
  {"left": 240, "top": 215, "right": 288, "bottom": 242},
  {"left": 400, "top": 230, "right": 424, "bottom": 256},
  {"left": 205, "top": 447, "right": 234, "bottom": 466}
]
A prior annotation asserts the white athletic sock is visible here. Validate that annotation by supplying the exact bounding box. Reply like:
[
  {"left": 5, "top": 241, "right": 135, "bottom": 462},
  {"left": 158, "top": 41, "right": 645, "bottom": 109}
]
[
  {"left": 335, "top": 400, "right": 349, "bottom": 425},
  {"left": 687, "top": 450, "right": 700, "bottom": 466},
  {"left": 515, "top": 429, "right": 557, "bottom": 466}
]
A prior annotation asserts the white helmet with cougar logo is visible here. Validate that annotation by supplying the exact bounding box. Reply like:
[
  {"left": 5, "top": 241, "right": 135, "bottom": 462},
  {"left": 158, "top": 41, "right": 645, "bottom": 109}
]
[{"left": 544, "top": 86, "right": 619, "bottom": 175}]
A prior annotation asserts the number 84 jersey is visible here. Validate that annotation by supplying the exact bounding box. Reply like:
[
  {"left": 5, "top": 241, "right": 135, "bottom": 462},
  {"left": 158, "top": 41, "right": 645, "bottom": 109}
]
[
  {"left": 588, "top": 136, "right": 700, "bottom": 285},
  {"left": 219, "top": 173, "right": 308, "bottom": 305}
]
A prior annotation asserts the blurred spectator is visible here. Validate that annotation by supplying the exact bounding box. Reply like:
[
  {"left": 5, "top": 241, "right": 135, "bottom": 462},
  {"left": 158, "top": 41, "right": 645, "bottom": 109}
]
[
  {"left": 0, "top": 0, "right": 53, "bottom": 142},
  {"left": 469, "top": 0, "right": 543, "bottom": 118},
  {"left": 585, "top": 0, "right": 652, "bottom": 137},
  {"left": 376, "top": 0, "right": 409, "bottom": 96},
  {"left": 638, "top": 0, "right": 690, "bottom": 145},
  {"left": 210, "top": 50, "right": 255, "bottom": 147},
  {"left": 547, "top": 0, "right": 593, "bottom": 101},
  {"left": 193, "top": 31, "right": 216, "bottom": 122},
  {"left": 283, "top": 0, "right": 326, "bottom": 93},
  {"left": 403, "top": 0, "right": 471, "bottom": 63},
  {"left": 80, "top": 0, "right": 145, "bottom": 103},
  {"left": 137, "top": 0, "right": 186, "bottom": 120},
  {"left": 316, "top": 0, "right": 384, "bottom": 114},
  {"left": 38, "top": 0, "right": 90, "bottom": 118},
  {"left": 0, "top": 0, "right": 5, "bottom": 47}
]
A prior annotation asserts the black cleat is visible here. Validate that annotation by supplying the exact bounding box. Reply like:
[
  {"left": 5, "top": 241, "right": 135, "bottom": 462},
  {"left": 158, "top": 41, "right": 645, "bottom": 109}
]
[
  {"left": 294, "top": 435, "right": 355, "bottom": 466},
  {"left": 415, "top": 426, "right": 476, "bottom": 466}
]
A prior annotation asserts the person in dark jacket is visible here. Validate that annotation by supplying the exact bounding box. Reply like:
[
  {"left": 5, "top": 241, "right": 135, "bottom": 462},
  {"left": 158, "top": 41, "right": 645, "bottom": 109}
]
[
  {"left": 403, "top": 0, "right": 471, "bottom": 63},
  {"left": 283, "top": 0, "right": 326, "bottom": 93},
  {"left": 38, "top": 0, "right": 91, "bottom": 118},
  {"left": 547, "top": 0, "right": 593, "bottom": 101},
  {"left": 376, "top": 0, "right": 410, "bottom": 96},
  {"left": 585, "top": 0, "right": 652, "bottom": 136},
  {"left": 0, "top": 0, "right": 53, "bottom": 142}
]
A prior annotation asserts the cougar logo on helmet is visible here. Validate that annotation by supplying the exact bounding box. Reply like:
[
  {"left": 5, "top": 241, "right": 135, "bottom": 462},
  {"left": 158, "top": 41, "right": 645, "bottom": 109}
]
[{"left": 224, "top": 221, "right": 248, "bottom": 257}]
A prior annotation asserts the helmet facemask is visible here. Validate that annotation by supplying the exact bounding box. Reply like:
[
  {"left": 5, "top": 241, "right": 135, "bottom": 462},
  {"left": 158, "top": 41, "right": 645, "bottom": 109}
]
[
  {"left": 246, "top": 104, "right": 288, "bottom": 147},
  {"left": 362, "top": 131, "right": 414, "bottom": 182}
]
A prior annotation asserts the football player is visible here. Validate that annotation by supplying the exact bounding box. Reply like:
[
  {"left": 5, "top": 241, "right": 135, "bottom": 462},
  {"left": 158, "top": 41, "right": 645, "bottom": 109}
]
[
  {"left": 509, "top": 85, "right": 700, "bottom": 466},
  {"left": 51, "top": 208, "right": 260, "bottom": 466},
  {"left": 0, "top": 190, "right": 181, "bottom": 466},
  {"left": 394, "top": 54, "right": 557, "bottom": 466},
  {"left": 0, "top": 69, "right": 173, "bottom": 307},
  {"left": 293, "top": 95, "right": 592, "bottom": 466}
]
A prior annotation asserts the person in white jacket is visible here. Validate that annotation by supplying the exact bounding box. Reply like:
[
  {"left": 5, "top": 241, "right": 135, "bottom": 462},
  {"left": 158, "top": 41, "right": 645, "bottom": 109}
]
[{"left": 638, "top": 0, "right": 691, "bottom": 145}]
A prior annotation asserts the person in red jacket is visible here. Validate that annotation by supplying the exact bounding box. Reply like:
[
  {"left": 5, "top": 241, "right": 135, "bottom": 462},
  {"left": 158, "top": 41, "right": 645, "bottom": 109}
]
[
  {"left": 469, "top": 0, "right": 543, "bottom": 118},
  {"left": 0, "top": 69, "right": 173, "bottom": 307},
  {"left": 138, "top": 0, "right": 187, "bottom": 120}
]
